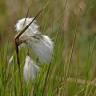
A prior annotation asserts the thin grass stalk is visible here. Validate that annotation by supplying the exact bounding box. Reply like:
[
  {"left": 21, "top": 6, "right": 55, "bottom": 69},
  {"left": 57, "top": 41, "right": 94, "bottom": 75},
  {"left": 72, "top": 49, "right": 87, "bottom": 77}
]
[
  {"left": 83, "top": 38, "right": 96, "bottom": 96},
  {"left": 54, "top": 77, "right": 96, "bottom": 92},
  {"left": 74, "top": 88, "right": 85, "bottom": 96},
  {"left": 30, "top": 58, "right": 41, "bottom": 96},
  {"left": 84, "top": 37, "right": 96, "bottom": 96},
  {"left": 63, "top": 24, "right": 77, "bottom": 95},
  {"left": 13, "top": 58, "right": 17, "bottom": 96},
  {"left": 49, "top": 0, "right": 68, "bottom": 82},
  {"left": 15, "top": 38, "right": 23, "bottom": 96},
  {"left": 65, "top": 24, "right": 77, "bottom": 78},
  {"left": 27, "top": 4, "right": 50, "bottom": 96},
  {"left": 32, "top": 78, "right": 39, "bottom": 96},
  {"left": 1, "top": 51, "right": 5, "bottom": 96},
  {"left": 88, "top": 80, "right": 96, "bottom": 96},
  {"left": 42, "top": 24, "right": 60, "bottom": 96},
  {"left": 42, "top": 62, "right": 51, "bottom": 96},
  {"left": 73, "top": 49, "right": 80, "bottom": 93}
]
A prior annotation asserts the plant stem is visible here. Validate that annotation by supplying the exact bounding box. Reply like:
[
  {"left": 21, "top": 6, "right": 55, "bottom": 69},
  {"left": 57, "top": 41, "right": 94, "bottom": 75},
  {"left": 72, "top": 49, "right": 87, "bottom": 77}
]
[
  {"left": 15, "top": 38, "right": 23, "bottom": 96},
  {"left": 42, "top": 63, "right": 51, "bottom": 96}
]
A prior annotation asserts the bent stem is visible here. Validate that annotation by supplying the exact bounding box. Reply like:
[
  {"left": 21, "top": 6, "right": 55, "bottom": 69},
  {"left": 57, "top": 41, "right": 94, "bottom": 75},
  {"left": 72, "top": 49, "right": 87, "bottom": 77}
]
[
  {"left": 14, "top": 7, "right": 46, "bottom": 96},
  {"left": 15, "top": 38, "right": 23, "bottom": 96}
]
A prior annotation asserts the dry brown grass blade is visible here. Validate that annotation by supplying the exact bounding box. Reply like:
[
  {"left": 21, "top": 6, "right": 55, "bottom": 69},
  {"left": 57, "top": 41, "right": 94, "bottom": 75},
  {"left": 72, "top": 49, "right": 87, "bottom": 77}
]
[{"left": 53, "top": 77, "right": 96, "bottom": 95}]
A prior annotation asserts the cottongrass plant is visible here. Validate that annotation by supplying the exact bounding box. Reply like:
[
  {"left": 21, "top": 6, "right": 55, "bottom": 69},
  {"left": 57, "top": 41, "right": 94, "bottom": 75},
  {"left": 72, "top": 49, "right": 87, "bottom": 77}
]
[
  {"left": 13, "top": 12, "right": 54, "bottom": 95},
  {"left": 12, "top": 10, "right": 54, "bottom": 87},
  {"left": 15, "top": 18, "right": 54, "bottom": 64},
  {"left": 15, "top": 17, "right": 54, "bottom": 82}
]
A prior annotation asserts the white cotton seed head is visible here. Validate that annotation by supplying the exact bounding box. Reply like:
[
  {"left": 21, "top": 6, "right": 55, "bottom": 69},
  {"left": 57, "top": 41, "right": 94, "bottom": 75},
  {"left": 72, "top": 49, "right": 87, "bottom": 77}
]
[
  {"left": 26, "top": 35, "right": 54, "bottom": 64},
  {"left": 15, "top": 18, "right": 40, "bottom": 37},
  {"left": 15, "top": 18, "right": 39, "bottom": 33},
  {"left": 15, "top": 18, "right": 54, "bottom": 64},
  {"left": 23, "top": 55, "right": 40, "bottom": 81}
]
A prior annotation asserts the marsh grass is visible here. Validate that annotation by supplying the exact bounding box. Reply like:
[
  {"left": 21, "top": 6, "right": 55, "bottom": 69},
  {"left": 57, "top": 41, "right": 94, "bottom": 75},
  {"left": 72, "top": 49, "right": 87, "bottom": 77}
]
[{"left": 1, "top": 0, "right": 96, "bottom": 96}]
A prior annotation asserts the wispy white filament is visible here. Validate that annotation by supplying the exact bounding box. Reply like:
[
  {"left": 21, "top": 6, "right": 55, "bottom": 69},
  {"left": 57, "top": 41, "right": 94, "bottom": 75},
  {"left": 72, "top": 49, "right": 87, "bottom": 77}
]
[
  {"left": 24, "top": 55, "right": 40, "bottom": 81},
  {"left": 15, "top": 18, "right": 54, "bottom": 64}
]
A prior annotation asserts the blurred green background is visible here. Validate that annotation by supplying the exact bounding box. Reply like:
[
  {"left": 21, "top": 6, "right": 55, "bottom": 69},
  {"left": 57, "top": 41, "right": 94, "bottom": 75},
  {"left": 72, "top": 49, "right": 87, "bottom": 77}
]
[
  {"left": 1, "top": 0, "right": 96, "bottom": 95},
  {"left": 0, "top": 0, "right": 96, "bottom": 45}
]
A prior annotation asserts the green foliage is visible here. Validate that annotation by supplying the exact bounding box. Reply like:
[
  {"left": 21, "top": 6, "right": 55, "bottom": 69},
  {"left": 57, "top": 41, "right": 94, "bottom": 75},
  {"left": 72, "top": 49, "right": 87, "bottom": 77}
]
[{"left": 0, "top": 0, "right": 96, "bottom": 96}]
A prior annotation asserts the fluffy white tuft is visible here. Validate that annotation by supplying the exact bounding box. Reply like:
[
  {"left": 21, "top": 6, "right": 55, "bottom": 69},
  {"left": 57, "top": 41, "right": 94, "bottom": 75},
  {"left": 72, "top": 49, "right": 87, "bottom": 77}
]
[
  {"left": 15, "top": 18, "right": 39, "bottom": 34},
  {"left": 15, "top": 18, "right": 40, "bottom": 36},
  {"left": 15, "top": 17, "right": 41, "bottom": 48},
  {"left": 23, "top": 55, "right": 40, "bottom": 81},
  {"left": 26, "top": 35, "right": 54, "bottom": 64}
]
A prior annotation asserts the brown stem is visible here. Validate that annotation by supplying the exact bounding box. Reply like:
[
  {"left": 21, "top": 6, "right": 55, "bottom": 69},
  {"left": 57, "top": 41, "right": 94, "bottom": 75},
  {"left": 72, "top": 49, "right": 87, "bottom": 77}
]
[
  {"left": 14, "top": 6, "right": 47, "bottom": 96},
  {"left": 15, "top": 38, "right": 23, "bottom": 96}
]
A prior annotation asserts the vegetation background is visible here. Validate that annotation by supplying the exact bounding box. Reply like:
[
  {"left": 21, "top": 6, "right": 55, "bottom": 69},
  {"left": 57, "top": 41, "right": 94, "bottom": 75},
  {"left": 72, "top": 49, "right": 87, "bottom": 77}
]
[{"left": 0, "top": 0, "right": 96, "bottom": 96}]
